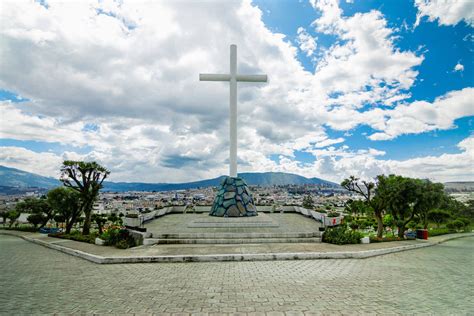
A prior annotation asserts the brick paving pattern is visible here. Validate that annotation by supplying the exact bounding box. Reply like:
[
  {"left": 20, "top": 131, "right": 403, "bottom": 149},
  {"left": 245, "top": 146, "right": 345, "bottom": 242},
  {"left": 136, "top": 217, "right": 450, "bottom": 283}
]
[{"left": 0, "top": 235, "right": 472, "bottom": 315}]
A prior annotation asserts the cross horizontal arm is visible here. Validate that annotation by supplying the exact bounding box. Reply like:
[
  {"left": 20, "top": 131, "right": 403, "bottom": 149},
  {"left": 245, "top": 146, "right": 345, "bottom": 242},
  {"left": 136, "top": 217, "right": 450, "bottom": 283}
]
[
  {"left": 236, "top": 74, "right": 267, "bottom": 82},
  {"left": 199, "top": 74, "right": 231, "bottom": 81}
]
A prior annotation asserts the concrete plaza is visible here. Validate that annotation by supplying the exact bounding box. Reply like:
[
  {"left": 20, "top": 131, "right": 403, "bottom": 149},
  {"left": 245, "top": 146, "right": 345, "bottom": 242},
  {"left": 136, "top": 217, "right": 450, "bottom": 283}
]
[{"left": 0, "top": 234, "right": 473, "bottom": 315}]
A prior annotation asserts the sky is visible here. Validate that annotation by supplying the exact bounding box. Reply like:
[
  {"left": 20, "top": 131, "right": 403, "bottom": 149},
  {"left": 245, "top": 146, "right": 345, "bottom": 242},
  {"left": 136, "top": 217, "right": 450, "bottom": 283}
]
[{"left": 0, "top": 0, "right": 473, "bottom": 184}]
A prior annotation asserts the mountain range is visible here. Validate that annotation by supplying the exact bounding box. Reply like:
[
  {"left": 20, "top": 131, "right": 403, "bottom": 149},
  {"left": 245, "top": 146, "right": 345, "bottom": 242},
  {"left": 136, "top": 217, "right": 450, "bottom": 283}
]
[{"left": 0, "top": 165, "right": 338, "bottom": 193}]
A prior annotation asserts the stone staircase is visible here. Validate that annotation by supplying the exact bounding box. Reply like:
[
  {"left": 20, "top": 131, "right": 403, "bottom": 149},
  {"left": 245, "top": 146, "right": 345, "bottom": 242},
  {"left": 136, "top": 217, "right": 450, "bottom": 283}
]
[{"left": 143, "top": 232, "right": 321, "bottom": 245}]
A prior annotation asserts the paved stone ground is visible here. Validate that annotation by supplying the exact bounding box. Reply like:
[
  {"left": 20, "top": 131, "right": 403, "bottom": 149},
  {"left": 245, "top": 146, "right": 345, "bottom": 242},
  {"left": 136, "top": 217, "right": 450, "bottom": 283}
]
[{"left": 0, "top": 235, "right": 472, "bottom": 315}]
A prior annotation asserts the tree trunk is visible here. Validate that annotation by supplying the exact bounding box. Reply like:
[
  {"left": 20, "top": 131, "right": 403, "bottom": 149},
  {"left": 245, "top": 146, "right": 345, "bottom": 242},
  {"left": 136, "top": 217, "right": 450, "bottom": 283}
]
[
  {"left": 81, "top": 198, "right": 94, "bottom": 235},
  {"left": 398, "top": 225, "right": 406, "bottom": 238},
  {"left": 82, "top": 210, "right": 92, "bottom": 235},
  {"left": 65, "top": 220, "right": 74, "bottom": 234},
  {"left": 375, "top": 213, "right": 383, "bottom": 238}
]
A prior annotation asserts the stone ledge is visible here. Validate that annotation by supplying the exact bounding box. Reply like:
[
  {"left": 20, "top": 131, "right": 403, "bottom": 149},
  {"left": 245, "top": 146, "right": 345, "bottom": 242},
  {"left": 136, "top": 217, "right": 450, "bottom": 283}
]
[{"left": 1, "top": 231, "right": 472, "bottom": 264}]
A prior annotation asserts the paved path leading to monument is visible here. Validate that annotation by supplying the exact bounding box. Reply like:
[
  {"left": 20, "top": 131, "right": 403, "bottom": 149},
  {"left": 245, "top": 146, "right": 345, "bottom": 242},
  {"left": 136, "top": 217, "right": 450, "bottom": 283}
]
[{"left": 1, "top": 234, "right": 472, "bottom": 315}]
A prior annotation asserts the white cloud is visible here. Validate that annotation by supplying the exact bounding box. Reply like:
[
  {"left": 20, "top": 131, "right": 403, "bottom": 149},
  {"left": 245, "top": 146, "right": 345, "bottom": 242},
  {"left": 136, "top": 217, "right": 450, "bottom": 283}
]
[
  {"left": 259, "top": 136, "right": 474, "bottom": 183},
  {"left": 314, "top": 137, "right": 345, "bottom": 148},
  {"left": 0, "top": 0, "right": 472, "bottom": 184},
  {"left": 414, "top": 0, "right": 474, "bottom": 27},
  {"left": 296, "top": 27, "right": 317, "bottom": 57},
  {"left": 0, "top": 146, "right": 65, "bottom": 178},
  {"left": 367, "top": 87, "right": 474, "bottom": 140},
  {"left": 454, "top": 63, "right": 464, "bottom": 72}
]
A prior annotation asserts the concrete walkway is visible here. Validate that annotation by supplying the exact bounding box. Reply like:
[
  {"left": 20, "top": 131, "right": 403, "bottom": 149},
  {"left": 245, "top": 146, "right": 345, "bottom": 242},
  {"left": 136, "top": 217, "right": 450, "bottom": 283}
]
[{"left": 1, "top": 230, "right": 472, "bottom": 264}]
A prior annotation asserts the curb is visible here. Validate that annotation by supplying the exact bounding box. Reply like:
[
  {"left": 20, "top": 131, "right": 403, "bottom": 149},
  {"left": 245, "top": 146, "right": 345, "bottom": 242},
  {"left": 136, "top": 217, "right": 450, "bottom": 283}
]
[{"left": 1, "top": 231, "right": 473, "bottom": 264}]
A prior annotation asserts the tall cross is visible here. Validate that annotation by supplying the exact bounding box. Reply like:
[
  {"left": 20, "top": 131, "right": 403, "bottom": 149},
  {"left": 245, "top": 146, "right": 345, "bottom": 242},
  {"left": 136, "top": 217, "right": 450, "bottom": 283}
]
[{"left": 200, "top": 44, "right": 267, "bottom": 178}]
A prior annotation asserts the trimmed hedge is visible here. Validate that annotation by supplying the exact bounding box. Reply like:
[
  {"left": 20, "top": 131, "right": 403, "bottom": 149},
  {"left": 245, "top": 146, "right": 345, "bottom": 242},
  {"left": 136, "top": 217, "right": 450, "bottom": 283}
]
[
  {"left": 428, "top": 228, "right": 456, "bottom": 237},
  {"left": 322, "top": 226, "right": 363, "bottom": 245}
]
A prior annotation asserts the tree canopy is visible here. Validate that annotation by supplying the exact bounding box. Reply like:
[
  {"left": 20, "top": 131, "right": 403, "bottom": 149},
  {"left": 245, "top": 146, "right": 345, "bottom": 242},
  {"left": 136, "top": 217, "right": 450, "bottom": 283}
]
[{"left": 60, "top": 161, "right": 110, "bottom": 235}]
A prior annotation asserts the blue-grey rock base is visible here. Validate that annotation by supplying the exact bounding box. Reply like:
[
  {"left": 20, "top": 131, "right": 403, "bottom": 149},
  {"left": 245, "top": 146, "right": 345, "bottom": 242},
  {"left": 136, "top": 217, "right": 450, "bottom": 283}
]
[{"left": 210, "top": 176, "right": 257, "bottom": 217}]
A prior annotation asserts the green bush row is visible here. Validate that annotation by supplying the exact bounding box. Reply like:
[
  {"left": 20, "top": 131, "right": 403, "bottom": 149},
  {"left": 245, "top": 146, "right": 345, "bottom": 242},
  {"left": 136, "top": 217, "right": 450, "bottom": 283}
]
[
  {"left": 428, "top": 228, "right": 455, "bottom": 237},
  {"left": 322, "top": 226, "right": 363, "bottom": 245}
]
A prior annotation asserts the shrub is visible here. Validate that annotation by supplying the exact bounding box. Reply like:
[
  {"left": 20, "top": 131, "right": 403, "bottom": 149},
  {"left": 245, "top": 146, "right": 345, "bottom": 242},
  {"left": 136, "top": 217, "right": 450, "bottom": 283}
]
[
  {"left": 69, "top": 233, "right": 97, "bottom": 244},
  {"left": 349, "top": 222, "right": 359, "bottom": 230},
  {"left": 100, "top": 227, "right": 136, "bottom": 248},
  {"left": 383, "top": 214, "right": 394, "bottom": 227},
  {"left": 125, "top": 213, "right": 139, "bottom": 218},
  {"left": 327, "top": 212, "right": 340, "bottom": 218},
  {"left": 322, "top": 226, "right": 363, "bottom": 245},
  {"left": 428, "top": 228, "right": 454, "bottom": 237},
  {"left": 446, "top": 220, "right": 465, "bottom": 231},
  {"left": 344, "top": 215, "right": 354, "bottom": 223},
  {"left": 458, "top": 217, "right": 471, "bottom": 227}
]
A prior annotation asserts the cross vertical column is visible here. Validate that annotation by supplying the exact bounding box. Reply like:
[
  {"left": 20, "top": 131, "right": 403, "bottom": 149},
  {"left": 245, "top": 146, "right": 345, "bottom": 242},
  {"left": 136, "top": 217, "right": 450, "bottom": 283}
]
[{"left": 229, "top": 44, "right": 237, "bottom": 178}]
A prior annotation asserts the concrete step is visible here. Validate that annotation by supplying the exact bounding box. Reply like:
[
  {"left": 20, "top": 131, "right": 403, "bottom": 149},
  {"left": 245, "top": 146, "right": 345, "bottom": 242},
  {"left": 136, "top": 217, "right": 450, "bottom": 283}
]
[
  {"left": 144, "top": 237, "right": 321, "bottom": 245},
  {"left": 151, "top": 232, "right": 321, "bottom": 239}
]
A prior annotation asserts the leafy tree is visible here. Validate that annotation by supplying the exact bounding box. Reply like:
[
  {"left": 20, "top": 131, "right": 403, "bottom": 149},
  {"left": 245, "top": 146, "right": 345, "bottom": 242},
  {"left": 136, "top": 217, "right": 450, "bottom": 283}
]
[
  {"left": 53, "top": 214, "right": 66, "bottom": 227},
  {"left": 345, "top": 199, "right": 372, "bottom": 215},
  {"left": 302, "top": 195, "right": 314, "bottom": 209},
  {"left": 383, "top": 214, "right": 395, "bottom": 235},
  {"left": 60, "top": 161, "right": 110, "bottom": 235},
  {"left": 15, "top": 197, "right": 54, "bottom": 229},
  {"left": 27, "top": 213, "right": 44, "bottom": 228},
  {"left": 341, "top": 176, "right": 385, "bottom": 238},
  {"left": 377, "top": 175, "right": 421, "bottom": 238},
  {"left": 91, "top": 213, "right": 107, "bottom": 234},
  {"left": 6, "top": 210, "right": 20, "bottom": 227},
  {"left": 47, "top": 187, "right": 82, "bottom": 234},
  {"left": 378, "top": 176, "right": 446, "bottom": 237},
  {"left": 415, "top": 181, "right": 445, "bottom": 229},
  {"left": 427, "top": 209, "right": 451, "bottom": 228}
]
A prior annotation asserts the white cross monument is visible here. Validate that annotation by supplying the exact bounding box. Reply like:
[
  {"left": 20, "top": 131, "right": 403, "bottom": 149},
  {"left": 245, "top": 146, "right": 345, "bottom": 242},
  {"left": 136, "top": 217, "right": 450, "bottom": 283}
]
[{"left": 200, "top": 44, "right": 267, "bottom": 177}]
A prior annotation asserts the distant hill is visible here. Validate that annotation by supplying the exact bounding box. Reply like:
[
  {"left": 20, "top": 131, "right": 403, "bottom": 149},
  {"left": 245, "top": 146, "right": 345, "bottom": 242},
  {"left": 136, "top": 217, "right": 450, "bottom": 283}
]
[
  {"left": 0, "top": 165, "right": 338, "bottom": 193},
  {"left": 0, "top": 165, "right": 60, "bottom": 189},
  {"left": 104, "top": 172, "right": 338, "bottom": 192}
]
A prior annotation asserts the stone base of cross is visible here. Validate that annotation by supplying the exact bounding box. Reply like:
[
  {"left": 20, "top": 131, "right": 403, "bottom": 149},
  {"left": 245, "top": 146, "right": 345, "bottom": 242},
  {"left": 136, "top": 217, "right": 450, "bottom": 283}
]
[
  {"left": 209, "top": 176, "right": 257, "bottom": 217},
  {"left": 200, "top": 44, "right": 266, "bottom": 217}
]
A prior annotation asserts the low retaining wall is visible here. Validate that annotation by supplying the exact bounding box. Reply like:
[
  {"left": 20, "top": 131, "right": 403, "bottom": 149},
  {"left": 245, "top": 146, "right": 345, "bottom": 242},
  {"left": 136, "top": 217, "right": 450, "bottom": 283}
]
[{"left": 1, "top": 230, "right": 472, "bottom": 264}]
